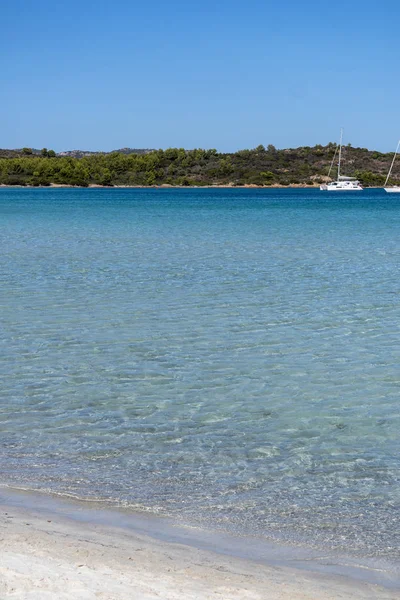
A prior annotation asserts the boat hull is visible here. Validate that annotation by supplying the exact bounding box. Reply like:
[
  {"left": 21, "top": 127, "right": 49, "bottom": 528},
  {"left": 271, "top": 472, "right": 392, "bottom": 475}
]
[
  {"left": 320, "top": 185, "right": 363, "bottom": 191},
  {"left": 384, "top": 187, "right": 400, "bottom": 193}
]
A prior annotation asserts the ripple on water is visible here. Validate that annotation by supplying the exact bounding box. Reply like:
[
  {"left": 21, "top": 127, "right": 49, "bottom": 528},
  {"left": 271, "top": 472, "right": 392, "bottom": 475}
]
[{"left": 0, "top": 188, "right": 399, "bottom": 562}]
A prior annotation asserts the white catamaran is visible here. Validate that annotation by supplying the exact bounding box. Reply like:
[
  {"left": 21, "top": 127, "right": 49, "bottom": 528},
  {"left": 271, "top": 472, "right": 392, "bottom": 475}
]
[
  {"left": 384, "top": 140, "right": 400, "bottom": 193},
  {"left": 320, "top": 129, "right": 363, "bottom": 191}
]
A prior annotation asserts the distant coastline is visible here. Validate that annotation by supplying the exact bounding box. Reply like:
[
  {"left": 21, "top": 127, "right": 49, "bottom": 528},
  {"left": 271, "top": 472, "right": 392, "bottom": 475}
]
[
  {"left": 1, "top": 144, "right": 398, "bottom": 188},
  {"left": 0, "top": 182, "right": 321, "bottom": 189}
]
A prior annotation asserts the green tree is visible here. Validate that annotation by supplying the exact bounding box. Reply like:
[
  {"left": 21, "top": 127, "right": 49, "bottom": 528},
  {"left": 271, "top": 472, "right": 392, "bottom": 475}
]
[
  {"left": 145, "top": 171, "right": 156, "bottom": 186},
  {"left": 100, "top": 168, "right": 113, "bottom": 186},
  {"left": 218, "top": 158, "right": 234, "bottom": 176},
  {"left": 260, "top": 171, "right": 275, "bottom": 184}
]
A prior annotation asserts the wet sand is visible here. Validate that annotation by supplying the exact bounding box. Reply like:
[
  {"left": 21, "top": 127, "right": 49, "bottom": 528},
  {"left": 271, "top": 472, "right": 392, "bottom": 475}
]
[{"left": 1, "top": 492, "right": 398, "bottom": 600}]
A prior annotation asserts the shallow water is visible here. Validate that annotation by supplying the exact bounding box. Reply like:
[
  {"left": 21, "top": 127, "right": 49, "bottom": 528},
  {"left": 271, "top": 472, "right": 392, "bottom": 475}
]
[{"left": 0, "top": 188, "right": 399, "bottom": 561}]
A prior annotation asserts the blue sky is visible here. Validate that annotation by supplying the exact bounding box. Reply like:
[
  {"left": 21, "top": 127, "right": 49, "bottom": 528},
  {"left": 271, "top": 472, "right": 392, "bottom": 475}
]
[{"left": 1, "top": 0, "right": 399, "bottom": 152}]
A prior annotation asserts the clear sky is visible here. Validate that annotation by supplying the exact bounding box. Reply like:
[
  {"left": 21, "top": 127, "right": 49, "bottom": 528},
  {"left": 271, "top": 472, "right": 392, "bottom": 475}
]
[{"left": 2, "top": 0, "right": 399, "bottom": 152}]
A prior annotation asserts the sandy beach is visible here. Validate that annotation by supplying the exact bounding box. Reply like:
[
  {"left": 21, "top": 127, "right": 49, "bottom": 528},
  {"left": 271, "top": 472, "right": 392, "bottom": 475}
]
[{"left": 1, "top": 493, "right": 398, "bottom": 600}]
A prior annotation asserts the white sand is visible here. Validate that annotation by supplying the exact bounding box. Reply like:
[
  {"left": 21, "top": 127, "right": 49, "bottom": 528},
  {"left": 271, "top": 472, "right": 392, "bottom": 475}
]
[{"left": 0, "top": 504, "right": 398, "bottom": 600}]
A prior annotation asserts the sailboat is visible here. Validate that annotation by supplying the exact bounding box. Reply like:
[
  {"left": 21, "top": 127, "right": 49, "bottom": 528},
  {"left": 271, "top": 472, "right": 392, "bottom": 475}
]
[
  {"left": 384, "top": 140, "right": 400, "bottom": 193},
  {"left": 320, "top": 129, "right": 363, "bottom": 191}
]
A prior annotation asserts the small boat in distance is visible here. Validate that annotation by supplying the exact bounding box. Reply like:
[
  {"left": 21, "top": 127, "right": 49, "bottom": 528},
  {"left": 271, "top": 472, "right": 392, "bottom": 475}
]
[
  {"left": 384, "top": 140, "right": 400, "bottom": 193},
  {"left": 320, "top": 129, "right": 363, "bottom": 191}
]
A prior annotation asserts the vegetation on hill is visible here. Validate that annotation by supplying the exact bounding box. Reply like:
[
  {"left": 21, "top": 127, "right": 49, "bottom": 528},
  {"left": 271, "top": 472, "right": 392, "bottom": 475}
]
[
  {"left": 0, "top": 147, "right": 154, "bottom": 159},
  {"left": 0, "top": 144, "right": 398, "bottom": 187}
]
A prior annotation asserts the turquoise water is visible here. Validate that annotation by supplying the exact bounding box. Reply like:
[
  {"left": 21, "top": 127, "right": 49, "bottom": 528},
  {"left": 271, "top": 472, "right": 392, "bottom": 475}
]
[{"left": 0, "top": 188, "right": 399, "bottom": 561}]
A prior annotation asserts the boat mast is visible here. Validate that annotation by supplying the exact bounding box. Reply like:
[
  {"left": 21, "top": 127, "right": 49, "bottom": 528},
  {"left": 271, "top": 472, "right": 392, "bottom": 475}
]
[
  {"left": 328, "top": 145, "right": 339, "bottom": 178},
  {"left": 337, "top": 128, "right": 343, "bottom": 179},
  {"left": 384, "top": 140, "right": 400, "bottom": 186}
]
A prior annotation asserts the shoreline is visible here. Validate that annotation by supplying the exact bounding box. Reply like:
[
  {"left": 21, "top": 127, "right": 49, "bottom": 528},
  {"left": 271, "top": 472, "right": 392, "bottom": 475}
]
[
  {"left": 0, "top": 183, "right": 386, "bottom": 190},
  {"left": 1, "top": 487, "right": 399, "bottom": 599},
  {"left": 0, "top": 183, "right": 321, "bottom": 189}
]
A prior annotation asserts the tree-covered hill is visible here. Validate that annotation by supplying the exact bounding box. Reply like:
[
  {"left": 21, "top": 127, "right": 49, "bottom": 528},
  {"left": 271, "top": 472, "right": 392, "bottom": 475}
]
[{"left": 0, "top": 144, "right": 398, "bottom": 187}]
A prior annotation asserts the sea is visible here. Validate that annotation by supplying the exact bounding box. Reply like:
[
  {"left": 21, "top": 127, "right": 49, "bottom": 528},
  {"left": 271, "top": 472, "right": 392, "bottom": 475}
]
[{"left": 0, "top": 188, "right": 399, "bottom": 570}]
